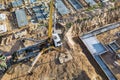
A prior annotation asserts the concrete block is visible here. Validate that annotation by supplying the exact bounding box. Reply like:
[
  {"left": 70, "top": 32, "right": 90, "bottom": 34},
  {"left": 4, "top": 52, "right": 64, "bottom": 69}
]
[{"left": 59, "top": 53, "right": 73, "bottom": 64}]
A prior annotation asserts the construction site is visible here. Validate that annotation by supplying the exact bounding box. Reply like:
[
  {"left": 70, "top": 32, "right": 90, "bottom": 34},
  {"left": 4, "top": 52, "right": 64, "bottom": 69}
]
[{"left": 0, "top": 0, "right": 120, "bottom": 80}]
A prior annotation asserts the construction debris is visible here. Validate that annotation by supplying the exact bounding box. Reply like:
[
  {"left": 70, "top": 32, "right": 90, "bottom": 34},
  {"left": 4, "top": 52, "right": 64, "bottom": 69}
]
[
  {"left": 14, "top": 29, "right": 27, "bottom": 39},
  {"left": 59, "top": 52, "right": 73, "bottom": 64}
]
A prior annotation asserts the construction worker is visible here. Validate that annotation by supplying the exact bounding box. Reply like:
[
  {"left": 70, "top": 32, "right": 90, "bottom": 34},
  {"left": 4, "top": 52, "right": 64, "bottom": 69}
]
[{"left": 0, "top": 52, "right": 7, "bottom": 72}]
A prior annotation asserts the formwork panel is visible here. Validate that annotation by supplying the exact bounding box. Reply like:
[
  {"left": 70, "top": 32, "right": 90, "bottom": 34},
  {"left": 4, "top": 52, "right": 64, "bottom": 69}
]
[{"left": 55, "top": 0, "right": 70, "bottom": 15}]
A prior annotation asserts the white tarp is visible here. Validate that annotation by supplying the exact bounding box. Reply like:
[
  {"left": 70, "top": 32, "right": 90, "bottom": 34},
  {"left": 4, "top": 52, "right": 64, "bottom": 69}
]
[
  {"left": 0, "top": 14, "right": 6, "bottom": 20},
  {"left": 0, "top": 24, "right": 7, "bottom": 33}
]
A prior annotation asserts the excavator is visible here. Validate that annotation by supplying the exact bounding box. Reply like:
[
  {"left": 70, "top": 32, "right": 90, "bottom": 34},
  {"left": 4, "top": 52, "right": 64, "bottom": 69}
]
[{"left": 0, "top": 0, "right": 62, "bottom": 75}]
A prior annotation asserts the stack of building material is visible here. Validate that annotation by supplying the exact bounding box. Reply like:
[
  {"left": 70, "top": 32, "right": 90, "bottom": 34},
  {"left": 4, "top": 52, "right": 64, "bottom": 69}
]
[
  {"left": 0, "top": 24, "right": 7, "bottom": 34},
  {"left": 14, "top": 30, "right": 27, "bottom": 39}
]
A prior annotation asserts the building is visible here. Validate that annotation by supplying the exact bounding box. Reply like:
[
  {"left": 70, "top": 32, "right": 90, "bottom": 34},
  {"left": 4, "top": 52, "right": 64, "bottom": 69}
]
[{"left": 15, "top": 9, "right": 28, "bottom": 27}]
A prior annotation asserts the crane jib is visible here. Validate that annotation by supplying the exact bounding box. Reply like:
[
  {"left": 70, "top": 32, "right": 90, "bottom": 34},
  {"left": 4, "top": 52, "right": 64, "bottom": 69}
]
[{"left": 48, "top": 0, "right": 54, "bottom": 39}]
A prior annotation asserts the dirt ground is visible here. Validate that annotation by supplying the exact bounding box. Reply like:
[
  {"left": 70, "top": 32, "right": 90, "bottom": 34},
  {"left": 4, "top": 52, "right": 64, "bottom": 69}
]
[
  {"left": 97, "top": 26, "right": 120, "bottom": 79},
  {"left": 1, "top": 27, "right": 101, "bottom": 80},
  {"left": 0, "top": 0, "right": 113, "bottom": 79}
]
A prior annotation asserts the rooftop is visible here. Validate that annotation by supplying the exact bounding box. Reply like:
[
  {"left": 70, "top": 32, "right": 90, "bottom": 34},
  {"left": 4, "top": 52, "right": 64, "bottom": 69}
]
[
  {"left": 81, "top": 36, "right": 107, "bottom": 55},
  {"left": 15, "top": 9, "right": 28, "bottom": 27}
]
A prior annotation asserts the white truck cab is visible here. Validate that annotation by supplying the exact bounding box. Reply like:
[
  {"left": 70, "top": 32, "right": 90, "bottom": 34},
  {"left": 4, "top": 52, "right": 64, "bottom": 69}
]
[{"left": 52, "top": 33, "right": 62, "bottom": 47}]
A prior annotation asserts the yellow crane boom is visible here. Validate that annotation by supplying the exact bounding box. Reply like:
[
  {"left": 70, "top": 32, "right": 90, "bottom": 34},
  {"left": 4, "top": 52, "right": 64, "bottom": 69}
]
[
  {"left": 28, "top": 0, "right": 55, "bottom": 74},
  {"left": 48, "top": 0, "right": 54, "bottom": 40}
]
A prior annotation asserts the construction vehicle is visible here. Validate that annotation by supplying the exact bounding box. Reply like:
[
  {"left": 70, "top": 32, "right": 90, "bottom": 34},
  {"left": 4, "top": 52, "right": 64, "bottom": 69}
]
[
  {"left": 0, "top": 0, "right": 62, "bottom": 75},
  {"left": 27, "top": 0, "right": 62, "bottom": 74}
]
